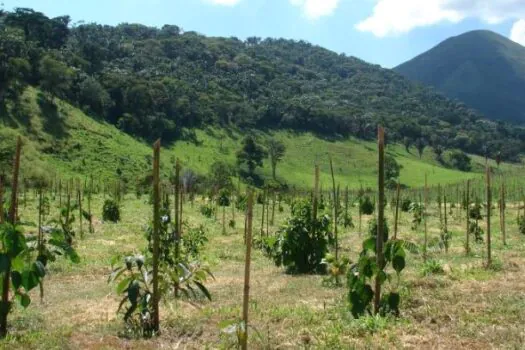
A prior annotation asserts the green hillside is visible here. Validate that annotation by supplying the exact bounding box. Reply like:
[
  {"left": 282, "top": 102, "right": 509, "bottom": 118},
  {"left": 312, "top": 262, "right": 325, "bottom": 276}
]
[
  {"left": 0, "top": 87, "right": 516, "bottom": 189},
  {"left": 1, "top": 9, "right": 525, "bottom": 164},
  {"left": 395, "top": 30, "right": 525, "bottom": 124}
]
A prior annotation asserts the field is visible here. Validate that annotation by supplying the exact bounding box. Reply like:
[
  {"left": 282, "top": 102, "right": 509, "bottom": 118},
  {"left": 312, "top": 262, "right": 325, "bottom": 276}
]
[{"left": 2, "top": 183, "right": 525, "bottom": 349}]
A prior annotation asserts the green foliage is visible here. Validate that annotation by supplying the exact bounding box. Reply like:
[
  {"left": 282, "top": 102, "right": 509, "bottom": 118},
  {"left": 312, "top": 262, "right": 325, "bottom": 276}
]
[
  {"left": 0, "top": 223, "right": 46, "bottom": 322},
  {"left": 200, "top": 204, "right": 215, "bottom": 218},
  {"left": 102, "top": 199, "right": 121, "bottom": 223},
  {"left": 400, "top": 198, "right": 412, "bottom": 212},
  {"left": 396, "top": 30, "right": 525, "bottom": 131},
  {"left": 359, "top": 196, "right": 375, "bottom": 215},
  {"left": 347, "top": 218, "right": 406, "bottom": 318},
  {"left": 236, "top": 135, "right": 267, "bottom": 178},
  {"left": 469, "top": 221, "right": 484, "bottom": 243},
  {"left": 0, "top": 8, "right": 524, "bottom": 162},
  {"left": 218, "top": 189, "right": 231, "bottom": 207},
  {"left": 448, "top": 151, "right": 472, "bottom": 172},
  {"left": 385, "top": 155, "right": 402, "bottom": 182},
  {"left": 208, "top": 161, "right": 234, "bottom": 191},
  {"left": 259, "top": 199, "right": 330, "bottom": 274},
  {"left": 182, "top": 225, "right": 208, "bottom": 259},
  {"left": 267, "top": 138, "right": 286, "bottom": 180},
  {"left": 368, "top": 217, "right": 389, "bottom": 242},
  {"left": 420, "top": 259, "right": 445, "bottom": 276},
  {"left": 409, "top": 202, "right": 424, "bottom": 230},
  {"left": 321, "top": 253, "right": 350, "bottom": 287},
  {"left": 39, "top": 55, "right": 73, "bottom": 99}
]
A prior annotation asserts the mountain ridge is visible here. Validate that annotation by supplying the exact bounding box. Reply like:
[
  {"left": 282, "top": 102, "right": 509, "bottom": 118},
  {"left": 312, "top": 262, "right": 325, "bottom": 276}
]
[{"left": 395, "top": 29, "right": 525, "bottom": 124}]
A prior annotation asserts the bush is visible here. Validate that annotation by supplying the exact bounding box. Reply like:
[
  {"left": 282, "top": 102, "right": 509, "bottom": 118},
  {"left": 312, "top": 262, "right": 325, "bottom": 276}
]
[
  {"left": 368, "top": 217, "right": 389, "bottom": 242},
  {"left": 400, "top": 198, "right": 412, "bottom": 212},
  {"left": 200, "top": 204, "right": 215, "bottom": 218},
  {"left": 359, "top": 196, "right": 375, "bottom": 215},
  {"left": 102, "top": 199, "right": 120, "bottom": 222},
  {"left": 421, "top": 259, "right": 444, "bottom": 276},
  {"left": 260, "top": 199, "right": 330, "bottom": 274},
  {"left": 448, "top": 150, "right": 472, "bottom": 171}
]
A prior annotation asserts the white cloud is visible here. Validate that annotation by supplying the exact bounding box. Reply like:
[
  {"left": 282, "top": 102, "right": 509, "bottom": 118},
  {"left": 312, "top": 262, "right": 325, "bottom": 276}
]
[
  {"left": 357, "top": 0, "right": 525, "bottom": 37},
  {"left": 510, "top": 19, "right": 525, "bottom": 46},
  {"left": 290, "top": 0, "right": 341, "bottom": 20},
  {"left": 205, "top": 0, "right": 242, "bottom": 6}
]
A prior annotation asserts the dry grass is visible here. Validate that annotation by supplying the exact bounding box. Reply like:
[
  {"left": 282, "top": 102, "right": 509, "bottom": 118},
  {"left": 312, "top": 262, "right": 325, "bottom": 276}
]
[{"left": 2, "top": 192, "right": 525, "bottom": 349}]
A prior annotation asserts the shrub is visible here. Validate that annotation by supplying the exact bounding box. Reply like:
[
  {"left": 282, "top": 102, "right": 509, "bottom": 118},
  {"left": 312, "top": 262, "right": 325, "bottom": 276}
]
[
  {"left": 102, "top": 199, "right": 120, "bottom": 222},
  {"left": 360, "top": 196, "right": 375, "bottom": 215},
  {"left": 368, "top": 217, "right": 389, "bottom": 242},
  {"left": 200, "top": 204, "right": 215, "bottom": 218},
  {"left": 260, "top": 199, "right": 330, "bottom": 274},
  {"left": 469, "top": 221, "right": 484, "bottom": 243},
  {"left": 400, "top": 198, "right": 412, "bottom": 212},
  {"left": 421, "top": 259, "right": 444, "bottom": 276}
]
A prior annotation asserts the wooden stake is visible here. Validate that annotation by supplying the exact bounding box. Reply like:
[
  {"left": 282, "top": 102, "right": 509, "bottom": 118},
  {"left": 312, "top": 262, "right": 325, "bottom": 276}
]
[
  {"left": 486, "top": 166, "right": 492, "bottom": 268},
  {"left": 241, "top": 190, "right": 254, "bottom": 350},
  {"left": 374, "top": 126, "right": 385, "bottom": 315},
  {"left": 151, "top": 139, "right": 161, "bottom": 334}
]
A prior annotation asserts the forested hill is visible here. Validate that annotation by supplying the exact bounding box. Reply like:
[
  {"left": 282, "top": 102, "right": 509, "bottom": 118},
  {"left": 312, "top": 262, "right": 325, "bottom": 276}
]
[
  {"left": 395, "top": 30, "right": 525, "bottom": 125},
  {"left": 1, "top": 8, "right": 525, "bottom": 161}
]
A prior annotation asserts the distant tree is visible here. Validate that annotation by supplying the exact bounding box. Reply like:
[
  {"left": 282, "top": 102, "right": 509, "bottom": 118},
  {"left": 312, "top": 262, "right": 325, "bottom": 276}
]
[
  {"left": 236, "top": 135, "right": 267, "bottom": 177},
  {"left": 77, "top": 75, "right": 112, "bottom": 116},
  {"left": 433, "top": 145, "right": 445, "bottom": 163},
  {"left": 385, "top": 155, "right": 402, "bottom": 181},
  {"left": 39, "top": 55, "right": 73, "bottom": 100},
  {"left": 415, "top": 138, "right": 426, "bottom": 159},
  {"left": 209, "top": 161, "right": 234, "bottom": 191},
  {"left": 448, "top": 150, "right": 472, "bottom": 172},
  {"left": 267, "top": 138, "right": 286, "bottom": 180}
]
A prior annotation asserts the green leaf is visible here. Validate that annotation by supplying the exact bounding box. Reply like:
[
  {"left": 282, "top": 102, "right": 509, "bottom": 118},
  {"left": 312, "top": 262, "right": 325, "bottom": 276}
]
[
  {"left": 21, "top": 270, "right": 40, "bottom": 291},
  {"left": 32, "top": 261, "right": 46, "bottom": 278},
  {"left": 392, "top": 255, "right": 406, "bottom": 273},
  {"left": 127, "top": 280, "right": 140, "bottom": 304},
  {"left": 362, "top": 237, "right": 376, "bottom": 252},
  {"left": 194, "top": 281, "right": 212, "bottom": 301},
  {"left": 11, "top": 271, "right": 22, "bottom": 290},
  {"left": 116, "top": 276, "right": 131, "bottom": 294},
  {"left": 3, "top": 225, "right": 27, "bottom": 258},
  {"left": 19, "top": 293, "right": 31, "bottom": 308}
]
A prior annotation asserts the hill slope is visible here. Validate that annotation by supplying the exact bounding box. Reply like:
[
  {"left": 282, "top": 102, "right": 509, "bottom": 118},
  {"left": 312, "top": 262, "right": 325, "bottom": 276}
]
[
  {"left": 1, "top": 8, "right": 525, "bottom": 162},
  {"left": 0, "top": 87, "right": 513, "bottom": 190},
  {"left": 395, "top": 30, "right": 525, "bottom": 123}
]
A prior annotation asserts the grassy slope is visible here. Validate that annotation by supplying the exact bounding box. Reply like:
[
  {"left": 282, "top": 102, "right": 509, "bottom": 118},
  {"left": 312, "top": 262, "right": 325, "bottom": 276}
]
[{"left": 1, "top": 88, "right": 519, "bottom": 189}]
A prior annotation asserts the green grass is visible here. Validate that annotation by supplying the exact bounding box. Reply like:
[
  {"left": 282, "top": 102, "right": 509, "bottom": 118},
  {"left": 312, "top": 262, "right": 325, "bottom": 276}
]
[{"left": 1, "top": 88, "right": 522, "bottom": 190}]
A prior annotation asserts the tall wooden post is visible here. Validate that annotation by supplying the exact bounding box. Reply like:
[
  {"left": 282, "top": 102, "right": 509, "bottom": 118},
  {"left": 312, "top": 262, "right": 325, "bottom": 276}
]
[
  {"left": 241, "top": 191, "right": 254, "bottom": 350},
  {"left": 374, "top": 126, "right": 385, "bottom": 315},
  {"left": 151, "top": 140, "right": 161, "bottom": 334}
]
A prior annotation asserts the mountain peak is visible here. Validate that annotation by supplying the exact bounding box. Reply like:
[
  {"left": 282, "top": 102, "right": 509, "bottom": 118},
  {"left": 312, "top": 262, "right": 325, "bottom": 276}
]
[{"left": 395, "top": 30, "right": 525, "bottom": 123}]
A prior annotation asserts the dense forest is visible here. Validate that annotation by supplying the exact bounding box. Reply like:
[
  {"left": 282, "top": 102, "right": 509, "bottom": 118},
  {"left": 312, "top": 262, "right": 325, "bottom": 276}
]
[{"left": 1, "top": 8, "right": 524, "bottom": 161}]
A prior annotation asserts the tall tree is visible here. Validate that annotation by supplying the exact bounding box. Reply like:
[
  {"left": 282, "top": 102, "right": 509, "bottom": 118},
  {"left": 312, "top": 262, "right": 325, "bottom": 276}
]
[
  {"left": 236, "top": 136, "right": 266, "bottom": 178},
  {"left": 267, "top": 138, "right": 286, "bottom": 180},
  {"left": 39, "top": 55, "right": 73, "bottom": 100}
]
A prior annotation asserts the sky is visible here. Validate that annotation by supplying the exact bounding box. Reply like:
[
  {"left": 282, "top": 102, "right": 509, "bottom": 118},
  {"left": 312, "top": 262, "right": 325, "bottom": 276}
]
[{"left": 2, "top": 0, "right": 525, "bottom": 68}]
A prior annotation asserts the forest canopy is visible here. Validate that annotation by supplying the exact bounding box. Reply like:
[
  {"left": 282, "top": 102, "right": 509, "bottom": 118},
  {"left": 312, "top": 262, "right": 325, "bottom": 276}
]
[{"left": 1, "top": 8, "right": 524, "bottom": 162}]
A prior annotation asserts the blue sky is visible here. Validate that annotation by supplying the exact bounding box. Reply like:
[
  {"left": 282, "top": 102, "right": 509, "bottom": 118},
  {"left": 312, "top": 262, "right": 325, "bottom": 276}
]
[{"left": 2, "top": 0, "right": 525, "bottom": 68}]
